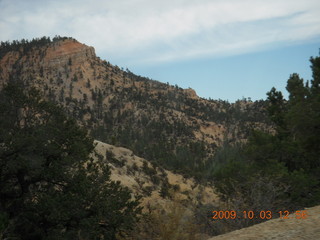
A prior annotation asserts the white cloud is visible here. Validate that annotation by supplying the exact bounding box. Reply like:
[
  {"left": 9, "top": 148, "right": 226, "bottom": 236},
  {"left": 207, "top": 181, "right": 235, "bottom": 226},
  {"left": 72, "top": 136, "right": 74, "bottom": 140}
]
[{"left": 1, "top": 0, "right": 320, "bottom": 64}]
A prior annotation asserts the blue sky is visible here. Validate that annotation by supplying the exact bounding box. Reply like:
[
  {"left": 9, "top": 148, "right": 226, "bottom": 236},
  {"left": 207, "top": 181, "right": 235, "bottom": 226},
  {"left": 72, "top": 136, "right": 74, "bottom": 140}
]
[
  {"left": 1, "top": 0, "right": 320, "bottom": 102},
  {"left": 132, "top": 41, "right": 320, "bottom": 101}
]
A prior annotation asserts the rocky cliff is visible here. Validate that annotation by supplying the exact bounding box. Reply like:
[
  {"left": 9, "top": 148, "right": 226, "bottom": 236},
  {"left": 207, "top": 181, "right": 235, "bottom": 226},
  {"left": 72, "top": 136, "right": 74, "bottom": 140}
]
[{"left": 0, "top": 37, "right": 271, "bottom": 179}]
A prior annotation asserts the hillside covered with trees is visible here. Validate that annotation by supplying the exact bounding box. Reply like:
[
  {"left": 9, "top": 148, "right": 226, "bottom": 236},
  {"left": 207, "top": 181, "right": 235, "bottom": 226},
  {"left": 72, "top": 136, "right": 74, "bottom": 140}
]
[
  {"left": 0, "top": 37, "right": 271, "bottom": 180},
  {"left": 0, "top": 37, "right": 319, "bottom": 239},
  {"left": 0, "top": 84, "right": 141, "bottom": 239},
  {"left": 209, "top": 54, "right": 320, "bottom": 226}
]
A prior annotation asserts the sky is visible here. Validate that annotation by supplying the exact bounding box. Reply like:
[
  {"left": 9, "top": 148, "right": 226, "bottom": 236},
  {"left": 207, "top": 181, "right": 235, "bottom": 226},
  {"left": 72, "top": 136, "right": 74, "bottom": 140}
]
[{"left": 1, "top": 0, "right": 320, "bottom": 102}]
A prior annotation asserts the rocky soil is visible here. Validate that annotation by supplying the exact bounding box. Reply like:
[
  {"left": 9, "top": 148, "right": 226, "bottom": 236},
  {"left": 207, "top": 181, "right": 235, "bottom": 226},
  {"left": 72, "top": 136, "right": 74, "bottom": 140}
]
[{"left": 93, "top": 140, "right": 219, "bottom": 210}]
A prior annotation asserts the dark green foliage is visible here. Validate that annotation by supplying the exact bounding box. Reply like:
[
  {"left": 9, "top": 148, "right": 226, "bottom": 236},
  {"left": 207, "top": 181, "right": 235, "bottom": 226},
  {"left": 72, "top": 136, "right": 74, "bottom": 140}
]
[
  {"left": 159, "top": 182, "right": 171, "bottom": 199},
  {"left": 106, "top": 150, "right": 125, "bottom": 167},
  {"left": 142, "top": 186, "right": 154, "bottom": 197},
  {"left": 142, "top": 161, "right": 156, "bottom": 176},
  {"left": 72, "top": 73, "right": 78, "bottom": 82},
  {"left": 172, "top": 184, "right": 180, "bottom": 192},
  {"left": 0, "top": 84, "right": 141, "bottom": 239},
  {"left": 150, "top": 175, "right": 161, "bottom": 185},
  {"left": 210, "top": 53, "right": 320, "bottom": 213},
  {"left": 266, "top": 87, "right": 286, "bottom": 129}
]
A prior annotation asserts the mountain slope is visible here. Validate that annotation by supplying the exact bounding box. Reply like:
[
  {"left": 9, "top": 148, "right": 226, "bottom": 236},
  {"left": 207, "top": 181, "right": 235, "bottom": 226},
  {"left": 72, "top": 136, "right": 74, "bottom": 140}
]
[
  {"left": 0, "top": 37, "right": 271, "bottom": 179},
  {"left": 93, "top": 140, "right": 218, "bottom": 207}
]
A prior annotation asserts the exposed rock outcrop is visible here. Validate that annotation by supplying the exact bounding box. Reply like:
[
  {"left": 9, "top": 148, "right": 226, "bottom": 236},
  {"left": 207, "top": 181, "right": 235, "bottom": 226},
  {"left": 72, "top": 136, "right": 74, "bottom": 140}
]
[{"left": 43, "top": 39, "right": 95, "bottom": 67}]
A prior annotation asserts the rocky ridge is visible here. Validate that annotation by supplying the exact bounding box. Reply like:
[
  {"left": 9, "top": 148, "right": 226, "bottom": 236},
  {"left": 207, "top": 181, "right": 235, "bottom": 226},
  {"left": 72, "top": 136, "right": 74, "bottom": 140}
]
[
  {"left": 0, "top": 37, "right": 269, "bottom": 141},
  {"left": 0, "top": 37, "right": 271, "bottom": 179}
]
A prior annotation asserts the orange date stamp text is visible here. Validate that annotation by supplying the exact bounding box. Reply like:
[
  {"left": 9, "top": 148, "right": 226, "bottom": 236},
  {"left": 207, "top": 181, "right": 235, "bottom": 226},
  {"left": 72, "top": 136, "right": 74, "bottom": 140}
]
[{"left": 211, "top": 210, "right": 308, "bottom": 220}]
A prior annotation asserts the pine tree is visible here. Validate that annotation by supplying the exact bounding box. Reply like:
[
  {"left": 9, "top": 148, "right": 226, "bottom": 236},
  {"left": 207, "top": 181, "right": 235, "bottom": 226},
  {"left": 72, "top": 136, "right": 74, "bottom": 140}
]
[
  {"left": 0, "top": 83, "right": 141, "bottom": 239},
  {"left": 211, "top": 53, "right": 320, "bottom": 212}
]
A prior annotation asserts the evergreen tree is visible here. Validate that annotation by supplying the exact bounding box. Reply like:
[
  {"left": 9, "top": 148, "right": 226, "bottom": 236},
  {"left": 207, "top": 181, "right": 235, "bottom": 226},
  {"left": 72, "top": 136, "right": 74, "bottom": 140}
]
[
  {"left": 0, "top": 84, "right": 141, "bottom": 239},
  {"left": 211, "top": 53, "right": 320, "bottom": 213}
]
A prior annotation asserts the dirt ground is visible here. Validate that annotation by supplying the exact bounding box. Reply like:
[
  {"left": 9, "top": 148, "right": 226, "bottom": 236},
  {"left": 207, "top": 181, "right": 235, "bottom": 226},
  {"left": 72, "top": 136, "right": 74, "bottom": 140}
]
[{"left": 208, "top": 205, "right": 320, "bottom": 240}]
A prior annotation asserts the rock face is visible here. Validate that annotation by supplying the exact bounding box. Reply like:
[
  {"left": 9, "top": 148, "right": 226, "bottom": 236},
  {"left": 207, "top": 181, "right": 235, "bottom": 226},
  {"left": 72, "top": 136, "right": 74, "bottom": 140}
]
[
  {"left": 43, "top": 39, "right": 95, "bottom": 67},
  {"left": 184, "top": 87, "right": 198, "bottom": 99},
  {"left": 0, "top": 37, "right": 271, "bottom": 180},
  {"left": 0, "top": 39, "right": 92, "bottom": 84},
  {"left": 208, "top": 205, "right": 320, "bottom": 240}
]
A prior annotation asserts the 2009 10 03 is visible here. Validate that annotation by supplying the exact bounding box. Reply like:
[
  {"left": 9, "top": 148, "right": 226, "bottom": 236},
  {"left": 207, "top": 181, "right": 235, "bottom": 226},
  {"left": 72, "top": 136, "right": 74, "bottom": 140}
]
[{"left": 211, "top": 210, "right": 308, "bottom": 220}]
